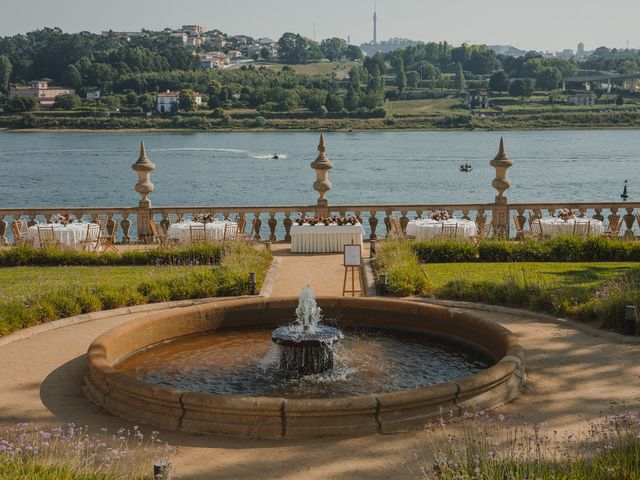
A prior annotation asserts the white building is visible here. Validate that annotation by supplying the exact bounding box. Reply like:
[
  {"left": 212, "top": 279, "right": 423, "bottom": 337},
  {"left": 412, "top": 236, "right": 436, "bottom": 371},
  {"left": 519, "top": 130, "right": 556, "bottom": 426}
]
[
  {"left": 86, "top": 90, "right": 101, "bottom": 101},
  {"left": 181, "top": 25, "right": 206, "bottom": 36},
  {"left": 199, "top": 52, "right": 230, "bottom": 69},
  {"left": 156, "top": 90, "right": 202, "bottom": 113}
]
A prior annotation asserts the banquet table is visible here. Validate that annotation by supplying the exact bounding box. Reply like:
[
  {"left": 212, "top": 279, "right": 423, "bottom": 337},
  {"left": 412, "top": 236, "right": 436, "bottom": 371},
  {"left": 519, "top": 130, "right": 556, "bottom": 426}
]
[
  {"left": 26, "top": 223, "right": 98, "bottom": 250},
  {"left": 405, "top": 219, "right": 478, "bottom": 241},
  {"left": 167, "top": 221, "right": 236, "bottom": 244},
  {"left": 535, "top": 217, "right": 604, "bottom": 238},
  {"left": 290, "top": 223, "right": 365, "bottom": 253}
]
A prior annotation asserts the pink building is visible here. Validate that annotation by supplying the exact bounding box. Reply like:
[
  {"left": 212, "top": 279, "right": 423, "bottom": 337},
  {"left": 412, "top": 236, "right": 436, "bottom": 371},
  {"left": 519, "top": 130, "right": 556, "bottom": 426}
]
[{"left": 9, "top": 81, "right": 76, "bottom": 108}]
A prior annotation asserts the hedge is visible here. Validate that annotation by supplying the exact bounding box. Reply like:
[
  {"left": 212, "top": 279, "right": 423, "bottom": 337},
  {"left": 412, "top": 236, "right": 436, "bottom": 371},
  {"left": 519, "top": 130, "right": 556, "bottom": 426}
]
[
  {"left": 412, "top": 237, "right": 640, "bottom": 263},
  {"left": 0, "top": 244, "right": 224, "bottom": 267}
]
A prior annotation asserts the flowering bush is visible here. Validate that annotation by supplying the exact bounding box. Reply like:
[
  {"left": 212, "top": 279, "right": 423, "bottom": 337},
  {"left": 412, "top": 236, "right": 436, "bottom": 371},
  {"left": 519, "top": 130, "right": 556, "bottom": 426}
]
[
  {"left": 430, "top": 210, "right": 450, "bottom": 221},
  {"left": 0, "top": 422, "right": 174, "bottom": 479},
  {"left": 427, "top": 410, "right": 640, "bottom": 479}
]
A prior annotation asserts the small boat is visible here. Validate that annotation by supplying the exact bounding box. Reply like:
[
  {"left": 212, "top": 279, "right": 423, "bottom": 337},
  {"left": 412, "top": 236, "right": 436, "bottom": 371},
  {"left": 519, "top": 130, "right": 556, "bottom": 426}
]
[
  {"left": 272, "top": 154, "right": 280, "bottom": 159},
  {"left": 459, "top": 163, "right": 473, "bottom": 172}
]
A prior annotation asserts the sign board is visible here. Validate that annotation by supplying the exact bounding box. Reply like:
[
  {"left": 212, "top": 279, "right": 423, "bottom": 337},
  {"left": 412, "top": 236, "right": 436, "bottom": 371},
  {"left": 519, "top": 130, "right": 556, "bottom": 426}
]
[{"left": 344, "top": 244, "right": 362, "bottom": 267}]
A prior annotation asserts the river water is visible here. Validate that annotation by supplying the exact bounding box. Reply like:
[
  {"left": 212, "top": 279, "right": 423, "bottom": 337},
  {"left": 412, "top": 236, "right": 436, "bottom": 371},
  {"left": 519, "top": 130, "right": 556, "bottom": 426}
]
[{"left": 0, "top": 130, "right": 638, "bottom": 208}]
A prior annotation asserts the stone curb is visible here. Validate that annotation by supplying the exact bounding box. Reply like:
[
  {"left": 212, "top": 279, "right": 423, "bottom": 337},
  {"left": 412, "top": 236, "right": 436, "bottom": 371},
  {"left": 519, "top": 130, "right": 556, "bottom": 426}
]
[
  {"left": 0, "top": 296, "right": 246, "bottom": 348},
  {"left": 409, "top": 297, "right": 640, "bottom": 345},
  {"left": 260, "top": 256, "right": 282, "bottom": 298}
]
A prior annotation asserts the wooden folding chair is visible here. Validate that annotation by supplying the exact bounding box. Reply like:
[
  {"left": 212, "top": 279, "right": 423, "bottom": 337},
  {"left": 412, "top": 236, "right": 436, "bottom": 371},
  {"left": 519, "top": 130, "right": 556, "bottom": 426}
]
[
  {"left": 247, "top": 217, "right": 260, "bottom": 243},
  {"left": 572, "top": 221, "right": 590, "bottom": 239},
  {"left": 150, "top": 220, "right": 174, "bottom": 248},
  {"left": 37, "top": 225, "right": 60, "bottom": 249},
  {"left": 529, "top": 217, "right": 545, "bottom": 241},
  {"left": 11, "top": 221, "right": 31, "bottom": 246},
  {"left": 513, "top": 215, "right": 530, "bottom": 241},
  {"left": 98, "top": 220, "right": 119, "bottom": 253},
  {"left": 438, "top": 223, "right": 459, "bottom": 239},
  {"left": 470, "top": 220, "right": 492, "bottom": 245},
  {"left": 189, "top": 224, "right": 207, "bottom": 244},
  {"left": 80, "top": 224, "right": 101, "bottom": 252},
  {"left": 223, "top": 222, "right": 239, "bottom": 241}
]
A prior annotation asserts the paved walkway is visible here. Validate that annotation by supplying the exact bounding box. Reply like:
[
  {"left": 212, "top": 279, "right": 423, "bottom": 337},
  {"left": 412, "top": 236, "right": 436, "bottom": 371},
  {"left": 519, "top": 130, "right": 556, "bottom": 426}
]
[
  {"left": 0, "top": 249, "right": 639, "bottom": 479},
  {"left": 266, "top": 243, "right": 368, "bottom": 297}
]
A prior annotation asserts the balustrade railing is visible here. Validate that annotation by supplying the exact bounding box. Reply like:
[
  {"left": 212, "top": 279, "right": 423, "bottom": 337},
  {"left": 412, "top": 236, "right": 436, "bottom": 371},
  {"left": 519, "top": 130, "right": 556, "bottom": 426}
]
[
  {"left": 5, "top": 202, "right": 640, "bottom": 245},
  {"left": 3, "top": 202, "right": 640, "bottom": 246}
]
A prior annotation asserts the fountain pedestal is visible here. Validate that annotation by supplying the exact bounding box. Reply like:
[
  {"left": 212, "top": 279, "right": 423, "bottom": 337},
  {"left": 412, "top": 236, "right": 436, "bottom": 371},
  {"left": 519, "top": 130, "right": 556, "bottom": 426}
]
[{"left": 272, "top": 325, "right": 342, "bottom": 377}]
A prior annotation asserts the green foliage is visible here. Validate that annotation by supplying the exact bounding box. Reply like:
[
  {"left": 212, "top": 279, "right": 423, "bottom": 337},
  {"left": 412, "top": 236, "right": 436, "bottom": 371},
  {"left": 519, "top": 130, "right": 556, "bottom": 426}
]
[
  {"left": 375, "top": 240, "right": 433, "bottom": 296},
  {"left": 412, "top": 240, "right": 477, "bottom": 263},
  {"left": 489, "top": 70, "right": 509, "bottom": 92},
  {"left": 0, "top": 243, "right": 272, "bottom": 336},
  {"left": 509, "top": 78, "right": 535, "bottom": 97},
  {"left": 320, "top": 37, "right": 347, "bottom": 61},
  {"left": 52, "top": 93, "right": 81, "bottom": 110},
  {"left": 617, "top": 94, "right": 625, "bottom": 105},
  {"left": 0, "top": 244, "right": 225, "bottom": 267},
  {"left": 453, "top": 62, "right": 466, "bottom": 90},
  {"left": 6, "top": 95, "right": 37, "bottom": 112},
  {"left": 0, "top": 54, "right": 13, "bottom": 91},
  {"left": 345, "top": 45, "right": 364, "bottom": 61},
  {"left": 536, "top": 66, "right": 563, "bottom": 91},
  {"left": 178, "top": 88, "right": 197, "bottom": 111}
]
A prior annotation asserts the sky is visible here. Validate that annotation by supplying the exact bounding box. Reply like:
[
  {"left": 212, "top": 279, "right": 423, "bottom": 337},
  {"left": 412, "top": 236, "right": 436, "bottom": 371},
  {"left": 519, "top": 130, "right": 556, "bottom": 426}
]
[{"left": 1, "top": 0, "right": 638, "bottom": 52}]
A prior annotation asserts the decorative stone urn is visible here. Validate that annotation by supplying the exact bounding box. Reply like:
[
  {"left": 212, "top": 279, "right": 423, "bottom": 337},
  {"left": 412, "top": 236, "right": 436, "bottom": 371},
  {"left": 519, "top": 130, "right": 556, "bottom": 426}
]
[
  {"left": 132, "top": 141, "right": 156, "bottom": 208},
  {"left": 490, "top": 137, "right": 514, "bottom": 237},
  {"left": 310, "top": 133, "right": 334, "bottom": 216},
  {"left": 132, "top": 141, "right": 156, "bottom": 241}
]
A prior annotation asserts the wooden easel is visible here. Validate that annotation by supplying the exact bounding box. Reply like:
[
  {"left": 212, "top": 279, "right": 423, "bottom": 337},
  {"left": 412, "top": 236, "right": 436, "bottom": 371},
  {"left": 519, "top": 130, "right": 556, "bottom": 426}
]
[{"left": 343, "top": 244, "right": 364, "bottom": 297}]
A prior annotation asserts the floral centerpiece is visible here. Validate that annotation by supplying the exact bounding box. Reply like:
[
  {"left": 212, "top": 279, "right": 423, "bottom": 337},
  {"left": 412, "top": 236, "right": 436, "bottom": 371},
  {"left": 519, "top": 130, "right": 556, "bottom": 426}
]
[
  {"left": 430, "top": 210, "right": 450, "bottom": 221},
  {"left": 193, "top": 213, "right": 216, "bottom": 223},
  {"left": 557, "top": 208, "right": 576, "bottom": 221},
  {"left": 56, "top": 213, "right": 71, "bottom": 225},
  {"left": 295, "top": 214, "right": 361, "bottom": 226}
]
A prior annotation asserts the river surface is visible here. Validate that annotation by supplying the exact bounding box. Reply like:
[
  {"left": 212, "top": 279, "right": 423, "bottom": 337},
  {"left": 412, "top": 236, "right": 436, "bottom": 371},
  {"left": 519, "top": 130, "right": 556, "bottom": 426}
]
[{"left": 0, "top": 130, "right": 638, "bottom": 208}]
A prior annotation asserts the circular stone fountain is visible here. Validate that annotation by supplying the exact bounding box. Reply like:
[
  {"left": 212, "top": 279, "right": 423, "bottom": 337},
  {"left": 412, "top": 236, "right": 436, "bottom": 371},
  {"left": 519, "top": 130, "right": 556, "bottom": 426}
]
[
  {"left": 84, "top": 293, "right": 525, "bottom": 439},
  {"left": 271, "top": 286, "right": 343, "bottom": 377}
]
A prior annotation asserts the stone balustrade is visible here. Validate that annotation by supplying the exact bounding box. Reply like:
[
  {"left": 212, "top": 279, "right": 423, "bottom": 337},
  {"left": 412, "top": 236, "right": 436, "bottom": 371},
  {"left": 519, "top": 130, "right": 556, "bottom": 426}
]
[
  {"left": 2, "top": 137, "right": 639, "bottom": 246},
  {"left": 5, "top": 202, "right": 638, "bottom": 245}
]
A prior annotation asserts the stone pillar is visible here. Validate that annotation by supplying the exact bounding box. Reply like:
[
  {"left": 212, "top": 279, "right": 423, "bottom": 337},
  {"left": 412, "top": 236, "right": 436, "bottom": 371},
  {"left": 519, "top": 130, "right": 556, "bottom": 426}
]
[
  {"left": 310, "top": 133, "right": 334, "bottom": 218},
  {"left": 490, "top": 137, "right": 513, "bottom": 238},
  {"left": 131, "top": 141, "right": 156, "bottom": 243}
]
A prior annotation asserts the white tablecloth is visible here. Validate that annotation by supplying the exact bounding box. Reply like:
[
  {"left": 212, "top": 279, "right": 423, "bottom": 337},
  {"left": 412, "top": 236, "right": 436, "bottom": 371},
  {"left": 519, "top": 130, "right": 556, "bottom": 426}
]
[
  {"left": 536, "top": 218, "right": 604, "bottom": 237},
  {"left": 26, "top": 223, "right": 98, "bottom": 250},
  {"left": 167, "top": 221, "right": 236, "bottom": 244},
  {"left": 405, "top": 219, "right": 478, "bottom": 241},
  {"left": 290, "top": 223, "right": 365, "bottom": 253}
]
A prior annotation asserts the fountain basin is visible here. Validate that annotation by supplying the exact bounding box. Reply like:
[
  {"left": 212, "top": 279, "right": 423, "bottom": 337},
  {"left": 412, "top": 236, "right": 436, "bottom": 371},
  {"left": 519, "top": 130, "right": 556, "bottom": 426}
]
[{"left": 84, "top": 297, "right": 525, "bottom": 439}]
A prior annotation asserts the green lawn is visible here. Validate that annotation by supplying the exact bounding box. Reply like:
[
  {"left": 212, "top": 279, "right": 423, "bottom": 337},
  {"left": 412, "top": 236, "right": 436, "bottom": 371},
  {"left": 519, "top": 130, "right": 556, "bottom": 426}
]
[
  {"left": 0, "top": 265, "right": 212, "bottom": 301},
  {"left": 385, "top": 97, "right": 462, "bottom": 116},
  {"left": 424, "top": 262, "right": 639, "bottom": 290}
]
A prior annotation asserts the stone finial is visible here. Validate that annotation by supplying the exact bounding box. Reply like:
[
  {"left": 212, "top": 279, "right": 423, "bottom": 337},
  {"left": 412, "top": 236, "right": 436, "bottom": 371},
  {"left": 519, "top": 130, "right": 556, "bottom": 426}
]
[
  {"left": 490, "top": 137, "right": 513, "bottom": 198},
  {"left": 132, "top": 141, "right": 156, "bottom": 208},
  {"left": 310, "top": 133, "right": 334, "bottom": 207}
]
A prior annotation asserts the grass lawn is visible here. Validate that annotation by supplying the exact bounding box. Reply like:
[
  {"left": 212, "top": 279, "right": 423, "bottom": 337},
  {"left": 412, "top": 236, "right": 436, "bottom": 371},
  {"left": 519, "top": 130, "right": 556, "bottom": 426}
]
[
  {"left": 424, "top": 262, "right": 640, "bottom": 290},
  {"left": 385, "top": 96, "right": 462, "bottom": 116},
  {"left": 262, "top": 61, "right": 357, "bottom": 78},
  {"left": 0, "top": 265, "right": 212, "bottom": 301}
]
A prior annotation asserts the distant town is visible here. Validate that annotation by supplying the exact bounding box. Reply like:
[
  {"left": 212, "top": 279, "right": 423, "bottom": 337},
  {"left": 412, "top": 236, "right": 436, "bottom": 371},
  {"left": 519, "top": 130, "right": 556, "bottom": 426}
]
[{"left": 0, "top": 13, "right": 639, "bottom": 131}]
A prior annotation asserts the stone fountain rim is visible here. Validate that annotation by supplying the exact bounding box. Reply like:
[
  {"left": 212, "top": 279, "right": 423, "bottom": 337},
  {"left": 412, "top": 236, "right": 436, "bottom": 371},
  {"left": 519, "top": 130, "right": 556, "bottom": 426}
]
[{"left": 84, "top": 296, "right": 525, "bottom": 439}]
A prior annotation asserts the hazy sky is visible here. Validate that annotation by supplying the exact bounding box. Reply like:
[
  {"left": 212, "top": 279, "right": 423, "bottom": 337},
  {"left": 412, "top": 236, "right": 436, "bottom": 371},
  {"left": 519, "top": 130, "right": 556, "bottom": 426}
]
[{"left": 1, "top": 0, "right": 638, "bottom": 52}]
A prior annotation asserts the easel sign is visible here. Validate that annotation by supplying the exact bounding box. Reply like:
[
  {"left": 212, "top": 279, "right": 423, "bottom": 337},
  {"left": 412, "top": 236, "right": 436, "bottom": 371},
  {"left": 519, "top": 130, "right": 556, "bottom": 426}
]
[{"left": 343, "top": 244, "right": 364, "bottom": 297}]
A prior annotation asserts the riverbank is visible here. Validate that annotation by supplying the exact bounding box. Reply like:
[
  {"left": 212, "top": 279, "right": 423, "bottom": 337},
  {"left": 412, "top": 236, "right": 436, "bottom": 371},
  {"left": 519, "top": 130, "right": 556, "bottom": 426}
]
[{"left": 2, "top": 109, "right": 640, "bottom": 132}]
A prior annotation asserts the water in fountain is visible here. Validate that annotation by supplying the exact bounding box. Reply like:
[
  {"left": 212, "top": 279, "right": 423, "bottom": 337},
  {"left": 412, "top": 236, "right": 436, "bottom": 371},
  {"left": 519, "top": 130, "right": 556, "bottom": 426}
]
[{"left": 271, "top": 286, "right": 343, "bottom": 377}]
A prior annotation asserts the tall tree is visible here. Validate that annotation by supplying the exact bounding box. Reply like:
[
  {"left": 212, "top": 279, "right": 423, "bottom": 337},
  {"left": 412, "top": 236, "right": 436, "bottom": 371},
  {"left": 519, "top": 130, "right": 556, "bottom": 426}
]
[
  {"left": 320, "top": 37, "right": 347, "bottom": 61},
  {"left": 489, "top": 70, "right": 509, "bottom": 92},
  {"left": 345, "top": 45, "right": 364, "bottom": 61},
  {"left": 63, "top": 64, "right": 82, "bottom": 89},
  {"left": 509, "top": 78, "right": 534, "bottom": 98},
  {"left": 0, "top": 55, "right": 12, "bottom": 91},
  {"left": 535, "top": 66, "right": 562, "bottom": 91},
  {"left": 178, "top": 88, "right": 197, "bottom": 111},
  {"left": 395, "top": 56, "right": 407, "bottom": 93},
  {"left": 454, "top": 62, "right": 466, "bottom": 91},
  {"left": 277, "top": 33, "right": 309, "bottom": 64}
]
